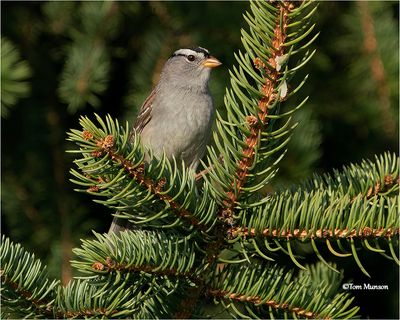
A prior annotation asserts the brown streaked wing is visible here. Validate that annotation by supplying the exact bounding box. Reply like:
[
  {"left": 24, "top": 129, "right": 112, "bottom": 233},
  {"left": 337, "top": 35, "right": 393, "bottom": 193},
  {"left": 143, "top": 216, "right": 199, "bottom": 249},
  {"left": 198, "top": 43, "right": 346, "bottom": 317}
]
[{"left": 134, "top": 88, "right": 157, "bottom": 133}]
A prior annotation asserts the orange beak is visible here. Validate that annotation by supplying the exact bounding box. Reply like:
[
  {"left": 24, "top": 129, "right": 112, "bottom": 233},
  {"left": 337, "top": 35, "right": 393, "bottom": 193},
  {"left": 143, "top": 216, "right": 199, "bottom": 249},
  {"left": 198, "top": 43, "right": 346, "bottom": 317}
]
[{"left": 202, "top": 56, "right": 222, "bottom": 68}]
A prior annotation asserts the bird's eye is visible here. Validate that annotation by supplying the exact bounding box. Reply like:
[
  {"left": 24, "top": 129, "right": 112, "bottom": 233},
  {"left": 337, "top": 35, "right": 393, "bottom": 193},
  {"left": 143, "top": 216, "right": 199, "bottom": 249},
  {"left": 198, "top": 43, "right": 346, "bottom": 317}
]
[{"left": 187, "top": 55, "right": 195, "bottom": 62}]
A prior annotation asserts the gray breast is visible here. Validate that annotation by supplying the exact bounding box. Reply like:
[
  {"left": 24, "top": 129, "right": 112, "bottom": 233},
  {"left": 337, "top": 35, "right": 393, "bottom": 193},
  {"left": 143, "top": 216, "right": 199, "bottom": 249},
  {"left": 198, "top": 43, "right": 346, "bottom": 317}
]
[{"left": 140, "top": 87, "right": 214, "bottom": 170}]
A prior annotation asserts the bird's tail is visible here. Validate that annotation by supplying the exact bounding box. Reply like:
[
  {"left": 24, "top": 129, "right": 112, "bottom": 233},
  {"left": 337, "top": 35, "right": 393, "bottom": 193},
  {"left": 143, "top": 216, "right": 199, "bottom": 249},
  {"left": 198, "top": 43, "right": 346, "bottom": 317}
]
[{"left": 108, "top": 215, "right": 136, "bottom": 233}]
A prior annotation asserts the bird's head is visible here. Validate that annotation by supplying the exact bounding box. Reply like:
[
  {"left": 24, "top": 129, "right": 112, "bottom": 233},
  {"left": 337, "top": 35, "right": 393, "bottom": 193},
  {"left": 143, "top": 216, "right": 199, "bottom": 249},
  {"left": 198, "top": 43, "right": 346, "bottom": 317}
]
[{"left": 161, "top": 47, "right": 222, "bottom": 90}]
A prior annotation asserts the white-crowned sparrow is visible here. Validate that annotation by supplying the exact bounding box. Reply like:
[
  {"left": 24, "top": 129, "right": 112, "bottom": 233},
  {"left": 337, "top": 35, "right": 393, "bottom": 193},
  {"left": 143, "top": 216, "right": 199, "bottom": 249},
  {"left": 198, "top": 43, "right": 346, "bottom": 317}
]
[{"left": 109, "top": 47, "right": 221, "bottom": 232}]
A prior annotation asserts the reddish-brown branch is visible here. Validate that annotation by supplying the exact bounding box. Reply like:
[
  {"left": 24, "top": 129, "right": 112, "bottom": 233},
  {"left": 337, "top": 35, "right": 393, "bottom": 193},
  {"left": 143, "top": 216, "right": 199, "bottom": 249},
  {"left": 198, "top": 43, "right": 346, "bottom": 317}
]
[
  {"left": 1, "top": 272, "right": 60, "bottom": 318},
  {"left": 229, "top": 175, "right": 399, "bottom": 240},
  {"left": 91, "top": 257, "right": 201, "bottom": 284},
  {"left": 83, "top": 133, "right": 209, "bottom": 318},
  {"left": 228, "top": 226, "right": 400, "bottom": 240},
  {"left": 2, "top": 267, "right": 120, "bottom": 319},
  {"left": 64, "top": 308, "right": 117, "bottom": 318},
  {"left": 218, "top": 2, "right": 291, "bottom": 225},
  {"left": 91, "top": 256, "right": 204, "bottom": 319},
  {"left": 202, "top": 3, "right": 298, "bottom": 318},
  {"left": 207, "top": 288, "right": 320, "bottom": 319},
  {"left": 84, "top": 133, "right": 206, "bottom": 230}
]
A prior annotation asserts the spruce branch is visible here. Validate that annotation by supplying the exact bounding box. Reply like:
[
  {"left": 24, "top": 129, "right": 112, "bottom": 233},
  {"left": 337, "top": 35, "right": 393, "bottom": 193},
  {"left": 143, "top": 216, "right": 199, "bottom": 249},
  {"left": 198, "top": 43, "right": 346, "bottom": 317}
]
[
  {"left": 1, "top": 236, "right": 60, "bottom": 319},
  {"left": 71, "top": 230, "right": 202, "bottom": 284},
  {"left": 203, "top": 0, "right": 319, "bottom": 227},
  {"left": 217, "top": 1, "right": 292, "bottom": 224},
  {"left": 56, "top": 276, "right": 192, "bottom": 319},
  {"left": 1, "top": 236, "right": 192, "bottom": 319},
  {"left": 298, "top": 152, "right": 399, "bottom": 199},
  {"left": 67, "top": 114, "right": 215, "bottom": 231},
  {"left": 56, "top": 279, "right": 138, "bottom": 318},
  {"left": 1, "top": 37, "right": 31, "bottom": 118},
  {"left": 205, "top": 262, "right": 358, "bottom": 319},
  {"left": 229, "top": 153, "right": 399, "bottom": 275}
]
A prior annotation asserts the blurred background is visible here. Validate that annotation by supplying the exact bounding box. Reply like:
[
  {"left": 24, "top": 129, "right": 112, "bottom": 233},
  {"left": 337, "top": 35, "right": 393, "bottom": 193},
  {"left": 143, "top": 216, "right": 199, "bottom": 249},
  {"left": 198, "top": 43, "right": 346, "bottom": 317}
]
[{"left": 1, "top": 1, "right": 398, "bottom": 318}]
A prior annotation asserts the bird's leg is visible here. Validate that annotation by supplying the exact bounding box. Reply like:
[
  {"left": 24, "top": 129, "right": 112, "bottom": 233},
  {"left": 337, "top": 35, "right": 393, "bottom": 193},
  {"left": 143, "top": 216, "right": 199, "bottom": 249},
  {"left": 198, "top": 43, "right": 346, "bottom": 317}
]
[
  {"left": 195, "top": 167, "right": 211, "bottom": 181},
  {"left": 195, "top": 155, "right": 224, "bottom": 181}
]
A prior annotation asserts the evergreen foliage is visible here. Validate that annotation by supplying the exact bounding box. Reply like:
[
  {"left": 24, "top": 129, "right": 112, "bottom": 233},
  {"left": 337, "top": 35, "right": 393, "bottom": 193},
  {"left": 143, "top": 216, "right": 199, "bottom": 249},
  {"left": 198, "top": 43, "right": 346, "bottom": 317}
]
[
  {"left": 1, "top": 37, "right": 31, "bottom": 117},
  {"left": 1, "top": 0, "right": 399, "bottom": 319},
  {"left": 1, "top": 236, "right": 59, "bottom": 319},
  {"left": 57, "top": 2, "right": 121, "bottom": 112}
]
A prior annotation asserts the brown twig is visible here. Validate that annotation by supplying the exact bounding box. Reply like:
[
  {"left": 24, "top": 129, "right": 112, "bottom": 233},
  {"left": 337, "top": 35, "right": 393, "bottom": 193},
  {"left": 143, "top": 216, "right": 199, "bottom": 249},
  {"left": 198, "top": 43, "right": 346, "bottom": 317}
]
[
  {"left": 228, "top": 174, "right": 399, "bottom": 240},
  {"left": 218, "top": 2, "right": 292, "bottom": 226},
  {"left": 173, "top": 227, "right": 227, "bottom": 318},
  {"left": 1, "top": 272, "right": 60, "bottom": 318},
  {"left": 83, "top": 132, "right": 210, "bottom": 318},
  {"left": 197, "top": 2, "right": 301, "bottom": 318},
  {"left": 229, "top": 226, "right": 400, "bottom": 240},
  {"left": 207, "top": 288, "right": 320, "bottom": 319},
  {"left": 85, "top": 133, "right": 207, "bottom": 231},
  {"left": 64, "top": 308, "right": 118, "bottom": 318},
  {"left": 195, "top": 155, "right": 224, "bottom": 181},
  {"left": 90, "top": 256, "right": 202, "bottom": 285}
]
